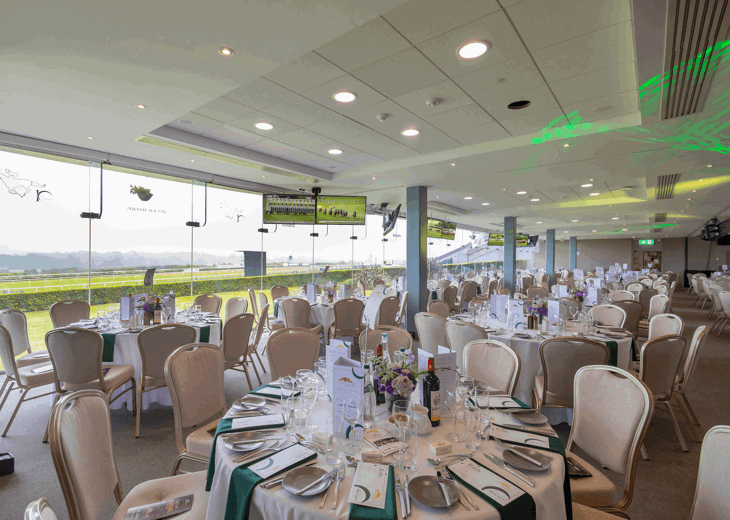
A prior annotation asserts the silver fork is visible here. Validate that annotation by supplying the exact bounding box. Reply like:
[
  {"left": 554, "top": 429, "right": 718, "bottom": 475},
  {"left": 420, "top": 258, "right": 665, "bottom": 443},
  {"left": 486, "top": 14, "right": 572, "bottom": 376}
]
[
  {"left": 233, "top": 438, "right": 288, "bottom": 464},
  {"left": 395, "top": 473, "right": 407, "bottom": 518},
  {"left": 330, "top": 462, "right": 346, "bottom": 510}
]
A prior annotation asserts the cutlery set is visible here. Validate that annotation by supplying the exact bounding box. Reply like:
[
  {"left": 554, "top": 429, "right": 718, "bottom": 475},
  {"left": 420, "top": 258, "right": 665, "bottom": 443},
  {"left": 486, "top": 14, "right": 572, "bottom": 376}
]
[{"left": 395, "top": 472, "right": 412, "bottom": 517}]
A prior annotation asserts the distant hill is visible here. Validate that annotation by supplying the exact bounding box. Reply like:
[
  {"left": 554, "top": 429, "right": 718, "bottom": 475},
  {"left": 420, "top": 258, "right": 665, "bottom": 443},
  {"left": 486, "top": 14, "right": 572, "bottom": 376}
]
[{"left": 0, "top": 251, "right": 240, "bottom": 270}]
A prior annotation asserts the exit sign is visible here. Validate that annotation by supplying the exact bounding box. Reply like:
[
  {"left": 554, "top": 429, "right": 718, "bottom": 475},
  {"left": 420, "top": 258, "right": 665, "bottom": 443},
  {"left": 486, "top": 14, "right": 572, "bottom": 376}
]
[{"left": 639, "top": 239, "right": 654, "bottom": 245}]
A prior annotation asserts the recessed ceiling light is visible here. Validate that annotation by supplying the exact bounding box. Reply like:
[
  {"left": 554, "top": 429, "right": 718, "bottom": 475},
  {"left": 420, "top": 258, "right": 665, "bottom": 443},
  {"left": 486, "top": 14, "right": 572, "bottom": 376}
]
[
  {"left": 581, "top": 183, "right": 593, "bottom": 188},
  {"left": 536, "top": 221, "right": 542, "bottom": 224},
  {"left": 457, "top": 40, "right": 489, "bottom": 59},
  {"left": 136, "top": 104, "right": 146, "bottom": 109},
  {"left": 517, "top": 191, "right": 527, "bottom": 195},
  {"left": 481, "top": 202, "right": 490, "bottom": 206},
  {"left": 219, "top": 47, "right": 233, "bottom": 56},
  {"left": 508, "top": 100, "right": 531, "bottom": 110},
  {"left": 592, "top": 230, "right": 597, "bottom": 232},
  {"left": 464, "top": 196, "right": 473, "bottom": 200},
  {"left": 612, "top": 217, "right": 619, "bottom": 220},
  {"left": 178, "top": 119, "right": 193, "bottom": 125},
  {"left": 401, "top": 128, "right": 420, "bottom": 137},
  {"left": 589, "top": 192, "right": 600, "bottom": 196},
  {"left": 87, "top": 136, "right": 93, "bottom": 140},
  {"left": 622, "top": 228, "right": 628, "bottom": 231},
  {"left": 372, "top": 177, "right": 376, "bottom": 180},
  {"left": 255, "top": 122, "right": 274, "bottom": 131},
  {"left": 530, "top": 198, "right": 540, "bottom": 202},
  {"left": 328, "top": 148, "right": 343, "bottom": 155},
  {"left": 572, "top": 219, "right": 578, "bottom": 222},
  {"left": 190, "top": 160, "right": 195, "bottom": 163},
  {"left": 451, "top": 163, "right": 456, "bottom": 166},
  {"left": 333, "top": 91, "right": 357, "bottom": 103},
  {"left": 688, "top": 198, "right": 692, "bottom": 200},
  {"left": 564, "top": 231, "right": 568, "bottom": 233},
  {"left": 707, "top": 164, "right": 713, "bottom": 168},
  {"left": 563, "top": 143, "right": 570, "bottom": 148},
  {"left": 590, "top": 178, "right": 594, "bottom": 181}
]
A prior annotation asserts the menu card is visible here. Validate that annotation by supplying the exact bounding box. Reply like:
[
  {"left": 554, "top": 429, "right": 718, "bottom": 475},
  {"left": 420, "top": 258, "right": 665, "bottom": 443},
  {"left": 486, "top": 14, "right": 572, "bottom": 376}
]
[
  {"left": 490, "top": 424, "right": 550, "bottom": 448},
  {"left": 557, "top": 285, "right": 569, "bottom": 298},
  {"left": 307, "top": 283, "right": 316, "bottom": 304},
  {"left": 230, "top": 414, "right": 285, "bottom": 430},
  {"left": 595, "top": 267, "right": 604, "bottom": 276},
  {"left": 623, "top": 264, "right": 628, "bottom": 270},
  {"left": 490, "top": 294, "right": 509, "bottom": 322},
  {"left": 547, "top": 300, "right": 564, "bottom": 332},
  {"left": 120, "top": 296, "right": 134, "bottom": 321},
  {"left": 326, "top": 339, "right": 351, "bottom": 397},
  {"left": 418, "top": 346, "right": 457, "bottom": 398},
  {"left": 247, "top": 444, "right": 316, "bottom": 479},
  {"left": 363, "top": 286, "right": 386, "bottom": 327},
  {"left": 508, "top": 300, "right": 524, "bottom": 330},
  {"left": 333, "top": 357, "right": 364, "bottom": 441},
  {"left": 348, "top": 462, "right": 389, "bottom": 510},
  {"left": 447, "top": 459, "right": 526, "bottom": 506},
  {"left": 573, "top": 269, "right": 584, "bottom": 280},
  {"left": 586, "top": 287, "right": 600, "bottom": 306}
]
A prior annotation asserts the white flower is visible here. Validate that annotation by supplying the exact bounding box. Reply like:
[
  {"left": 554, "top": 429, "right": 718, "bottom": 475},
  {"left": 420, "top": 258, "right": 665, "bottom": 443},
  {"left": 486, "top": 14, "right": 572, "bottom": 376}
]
[{"left": 392, "top": 375, "right": 414, "bottom": 395}]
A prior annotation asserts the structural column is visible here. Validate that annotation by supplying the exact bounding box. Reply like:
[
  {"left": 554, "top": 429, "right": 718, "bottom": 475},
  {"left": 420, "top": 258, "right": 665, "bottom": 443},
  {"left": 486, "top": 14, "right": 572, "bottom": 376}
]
[
  {"left": 503, "top": 217, "right": 517, "bottom": 294},
  {"left": 406, "top": 186, "right": 427, "bottom": 334},
  {"left": 569, "top": 236, "right": 578, "bottom": 271},
  {"left": 546, "top": 229, "right": 556, "bottom": 288}
]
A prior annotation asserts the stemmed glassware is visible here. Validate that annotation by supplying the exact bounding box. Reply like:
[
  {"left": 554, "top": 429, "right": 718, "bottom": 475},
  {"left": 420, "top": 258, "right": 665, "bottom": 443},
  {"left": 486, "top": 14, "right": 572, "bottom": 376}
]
[
  {"left": 342, "top": 398, "right": 363, "bottom": 455},
  {"left": 569, "top": 305, "right": 579, "bottom": 323},
  {"left": 392, "top": 400, "right": 413, "bottom": 463},
  {"left": 300, "top": 380, "right": 319, "bottom": 437},
  {"left": 313, "top": 361, "right": 327, "bottom": 397}
]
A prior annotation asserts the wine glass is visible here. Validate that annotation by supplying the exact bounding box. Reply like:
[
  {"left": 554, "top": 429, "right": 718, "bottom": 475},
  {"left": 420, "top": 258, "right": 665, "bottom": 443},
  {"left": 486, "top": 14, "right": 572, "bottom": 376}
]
[
  {"left": 569, "top": 305, "right": 579, "bottom": 323},
  {"left": 296, "top": 369, "right": 314, "bottom": 386},
  {"left": 392, "top": 400, "right": 413, "bottom": 463},
  {"left": 300, "top": 381, "right": 319, "bottom": 436},
  {"left": 342, "top": 398, "right": 363, "bottom": 455},
  {"left": 313, "top": 361, "right": 327, "bottom": 397}
]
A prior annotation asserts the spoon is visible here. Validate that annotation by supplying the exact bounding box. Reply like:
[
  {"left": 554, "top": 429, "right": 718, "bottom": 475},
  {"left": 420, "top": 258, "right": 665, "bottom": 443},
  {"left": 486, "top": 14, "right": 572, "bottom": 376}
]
[
  {"left": 427, "top": 451, "right": 476, "bottom": 466},
  {"left": 295, "top": 433, "right": 326, "bottom": 454}
]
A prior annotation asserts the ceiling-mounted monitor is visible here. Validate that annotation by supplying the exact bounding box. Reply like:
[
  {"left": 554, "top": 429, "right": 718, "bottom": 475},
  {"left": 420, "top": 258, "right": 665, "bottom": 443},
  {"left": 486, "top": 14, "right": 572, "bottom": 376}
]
[
  {"left": 441, "top": 221, "right": 456, "bottom": 240},
  {"left": 527, "top": 235, "right": 539, "bottom": 247},
  {"left": 263, "top": 194, "right": 316, "bottom": 224},
  {"left": 383, "top": 204, "right": 401, "bottom": 236},
  {"left": 487, "top": 233, "right": 504, "bottom": 246},
  {"left": 316, "top": 196, "right": 366, "bottom": 225},
  {"left": 427, "top": 218, "right": 443, "bottom": 239},
  {"left": 516, "top": 233, "right": 529, "bottom": 247}
]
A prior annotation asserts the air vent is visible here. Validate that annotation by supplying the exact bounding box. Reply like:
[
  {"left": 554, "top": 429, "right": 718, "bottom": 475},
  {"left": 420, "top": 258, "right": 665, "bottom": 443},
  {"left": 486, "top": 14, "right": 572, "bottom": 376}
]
[
  {"left": 661, "top": 0, "right": 730, "bottom": 120},
  {"left": 655, "top": 213, "right": 668, "bottom": 222},
  {"left": 656, "top": 174, "right": 680, "bottom": 199}
]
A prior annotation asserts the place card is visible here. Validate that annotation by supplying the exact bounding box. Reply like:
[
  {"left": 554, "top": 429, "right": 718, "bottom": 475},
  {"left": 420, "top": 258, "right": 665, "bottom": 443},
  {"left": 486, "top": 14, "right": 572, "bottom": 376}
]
[
  {"left": 490, "top": 425, "right": 550, "bottom": 448},
  {"left": 363, "top": 427, "right": 399, "bottom": 452},
  {"left": 348, "top": 462, "right": 389, "bottom": 510},
  {"left": 230, "top": 414, "right": 285, "bottom": 430},
  {"left": 247, "top": 444, "right": 316, "bottom": 479},
  {"left": 447, "top": 458, "right": 525, "bottom": 506}
]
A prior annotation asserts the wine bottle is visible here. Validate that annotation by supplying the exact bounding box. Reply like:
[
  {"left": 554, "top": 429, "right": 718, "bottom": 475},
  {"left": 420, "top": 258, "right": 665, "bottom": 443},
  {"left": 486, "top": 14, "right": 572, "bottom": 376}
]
[
  {"left": 153, "top": 298, "right": 162, "bottom": 325},
  {"left": 375, "top": 343, "right": 385, "bottom": 405},
  {"left": 363, "top": 364, "right": 376, "bottom": 428},
  {"left": 422, "top": 357, "right": 441, "bottom": 426}
]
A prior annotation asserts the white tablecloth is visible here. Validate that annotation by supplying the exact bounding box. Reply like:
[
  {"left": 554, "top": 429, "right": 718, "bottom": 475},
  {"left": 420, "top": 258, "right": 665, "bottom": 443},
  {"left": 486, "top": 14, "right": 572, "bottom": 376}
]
[{"left": 207, "top": 399, "right": 568, "bottom": 520}]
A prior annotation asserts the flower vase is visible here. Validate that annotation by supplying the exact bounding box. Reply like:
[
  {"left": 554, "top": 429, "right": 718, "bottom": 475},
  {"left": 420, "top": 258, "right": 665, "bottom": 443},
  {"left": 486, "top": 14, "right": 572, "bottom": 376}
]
[{"left": 386, "top": 393, "right": 410, "bottom": 414}]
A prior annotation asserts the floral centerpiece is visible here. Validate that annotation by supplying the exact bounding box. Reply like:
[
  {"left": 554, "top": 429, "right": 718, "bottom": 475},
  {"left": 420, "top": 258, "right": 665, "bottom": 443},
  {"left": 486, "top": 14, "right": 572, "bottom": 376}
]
[
  {"left": 371, "top": 351, "right": 426, "bottom": 412},
  {"left": 569, "top": 285, "right": 586, "bottom": 302},
  {"left": 526, "top": 300, "right": 548, "bottom": 321}
]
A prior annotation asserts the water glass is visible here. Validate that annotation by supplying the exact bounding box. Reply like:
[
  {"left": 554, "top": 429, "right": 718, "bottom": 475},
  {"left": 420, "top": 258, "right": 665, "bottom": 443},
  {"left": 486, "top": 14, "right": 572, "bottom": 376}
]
[
  {"left": 343, "top": 398, "right": 363, "bottom": 455},
  {"left": 325, "top": 418, "right": 343, "bottom": 465},
  {"left": 399, "top": 421, "right": 418, "bottom": 472},
  {"left": 285, "top": 396, "right": 304, "bottom": 439},
  {"left": 296, "top": 369, "right": 314, "bottom": 386},
  {"left": 392, "top": 400, "right": 413, "bottom": 461},
  {"left": 301, "top": 381, "right": 319, "bottom": 434},
  {"left": 313, "top": 361, "right": 327, "bottom": 396}
]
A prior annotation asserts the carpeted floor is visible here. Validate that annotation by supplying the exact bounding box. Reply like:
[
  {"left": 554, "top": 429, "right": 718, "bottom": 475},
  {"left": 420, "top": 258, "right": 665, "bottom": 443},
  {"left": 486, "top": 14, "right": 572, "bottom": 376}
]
[{"left": 1, "top": 289, "right": 727, "bottom": 519}]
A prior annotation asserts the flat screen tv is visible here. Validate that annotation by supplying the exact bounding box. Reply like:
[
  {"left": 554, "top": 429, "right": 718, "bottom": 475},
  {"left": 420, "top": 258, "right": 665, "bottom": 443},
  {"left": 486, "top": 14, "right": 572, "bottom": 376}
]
[
  {"left": 383, "top": 204, "right": 401, "bottom": 236},
  {"left": 488, "top": 233, "right": 504, "bottom": 246},
  {"left": 441, "top": 221, "right": 456, "bottom": 240},
  {"left": 516, "top": 233, "right": 529, "bottom": 247},
  {"left": 527, "top": 235, "right": 539, "bottom": 247},
  {"left": 427, "top": 218, "right": 443, "bottom": 239},
  {"left": 263, "top": 194, "right": 316, "bottom": 224},
  {"left": 316, "top": 196, "right": 366, "bottom": 225}
]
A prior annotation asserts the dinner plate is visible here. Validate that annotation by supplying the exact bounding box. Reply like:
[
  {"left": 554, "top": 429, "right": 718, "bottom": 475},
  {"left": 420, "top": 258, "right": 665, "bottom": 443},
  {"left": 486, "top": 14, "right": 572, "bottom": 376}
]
[
  {"left": 408, "top": 476, "right": 459, "bottom": 508},
  {"left": 233, "top": 396, "right": 267, "bottom": 410},
  {"left": 282, "top": 466, "right": 331, "bottom": 497},
  {"left": 222, "top": 431, "right": 266, "bottom": 452},
  {"left": 503, "top": 447, "right": 552, "bottom": 472},
  {"left": 512, "top": 412, "right": 549, "bottom": 425}
]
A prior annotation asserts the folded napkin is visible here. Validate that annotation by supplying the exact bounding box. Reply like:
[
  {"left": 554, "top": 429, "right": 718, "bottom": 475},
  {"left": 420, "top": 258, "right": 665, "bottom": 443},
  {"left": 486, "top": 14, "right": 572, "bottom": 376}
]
[
  {"left": 487, "top": 396, "right": 531, "bottom": 410},
  {"left": 349, "top": 465, "right": 397, "bottom": 520},
  {"left": 250, "top": 384, "right": 299, "bottom": 400}
]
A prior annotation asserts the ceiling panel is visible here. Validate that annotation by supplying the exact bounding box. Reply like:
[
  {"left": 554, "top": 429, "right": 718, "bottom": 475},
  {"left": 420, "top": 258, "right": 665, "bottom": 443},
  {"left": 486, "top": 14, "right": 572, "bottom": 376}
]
[
  {"left": 416, "top": 10, "right": 529, "bottom": 78},
  {"left": 550, "top": 62, "right": 638, "bottom": 106},
  {"left": 192, "top": 98, "right": 256, "bottom": 123},
  {"left": 282, "top": 150, "right": 348, "bottom": 171},
  {"left": 444, "top": 122, "right": 511, "bottom": 145},
  {"left": 474, "top": 83, "right": 560, "bottom": 122},
  {"left": 201, "top": 124, "right": 265, "bottom": 147},
  {"left": 453, "top": 54, "right": 546, "bottom": 100},
  {"left": 393, "top": 79, "right": 474, "bottom": 117},
  {"left": 337, "top": 152, "right": 385, "bottom": 166},
  {"left": 305, "top": 114, "right": 371, "bottom": 140},
  {"left": 372, "top": 144, "right": 421, "bottom": 160},
  {"left": 261, "top": 96, "right": 337, "bottom": 127},
  {"left": 167, "top": 112, "right": 223, "bottom": 135},
  {"left": 499, "top": 108, "right": 567, "bottom": 136},
  {"left": 273, "top": 128, "right": 334, "bottom": 152},
  {"left": 562, "top": 91, "right": 639, "bottom": 123},
  {"left": 300, "top": 75, "right": 387, "bottom": 114},
  {"left": 424, "top": 103, "right": 495, "bottom": 132},
  {"left": 352, "top": 47, "right": 448, "bottom": 98},
  {"left": 340, "top": 129, "right": 399, "bottom": 152},
  {"left": 228, "top": 111, "right": 300, "bottom": 137},
  {"left": 224, "top": 78, "right": 296, "bottom": 110},
  {"left": 262, "top": 52, "right": 345, "bottom": 93},
  {"left": 244, "top": 139, "right": 300, "bottom": 157}
]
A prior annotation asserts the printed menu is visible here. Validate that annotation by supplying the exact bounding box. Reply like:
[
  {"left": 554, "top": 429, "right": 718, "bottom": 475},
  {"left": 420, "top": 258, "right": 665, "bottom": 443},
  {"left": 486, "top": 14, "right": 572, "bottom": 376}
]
[
  {"left": 247, "top": 444, "right": 316, "bottom": 479},
  {"left": 348, "top": 462, "right": 389, "bottom": 510},
  {"left": 447, "top": 459, "right": 525, "bottom": 506}
]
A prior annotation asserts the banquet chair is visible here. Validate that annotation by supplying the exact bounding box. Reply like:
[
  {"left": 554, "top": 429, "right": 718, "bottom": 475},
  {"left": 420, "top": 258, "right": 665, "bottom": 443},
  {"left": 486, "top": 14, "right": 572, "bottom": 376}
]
[
  {"left": 329, "top": 298, "right": 365, "bottom": 341},
  {"left": 611, "top": 301, "right": 642, "bottom": 338},
  {"left": 372, "top": 278, "right": 385, "bottom": 288},
  {"left": 487, "top": 279, "right": 498, "bottom": 295},
  {"left": 686, "top": 273, "right": 694, "bottom": 293},
  {"left": 707, "top": 284, "right": 723, "bottom": 321},
  {"left": 414, "top": 313, "right": 447, "bottom": 357},
  {"left": 455, "top": 281, "right": 478, "bottom": 310},
  {"left": 637, "top": 289, "right": 658, "bottom": 318},
  {"left": 589, "top": 305, "right": 626, "bottom": 327},
  {"left": 24, "top": 497, "right": 58, "bottom": 520},
  {"left": 271, "top": 284, "right": 289, "bottom": 301},
  {"left": 443, "top": 286, "right": 458, "bottom": 313},
  {"left": 224, "top": 297, "right": 248, "bottom": 322},
  {"left": 672, "top": 326, "right": 709, "bottom": 443},
  {"left": 646, "top": 313, "right": 683, "bottom": 341},
  {"left": 193, "top": 293, "right": 222, "bottom": 315},
  {"left": 437, "top": 279, "right": 451, "bottom": 290},
  {"left": 533, "top": 338, "right": 609, "bottom": 411},
  {"left": 359, "top": 326, "right": 413, "bottom": 353},
  {"left": 716, "top": 291, "right": 730, "bottom": 336},
  {"left": 258, "top": 292, "right": 284, "bottom": 333},
  {"left": 0, "top": 309, "right": 49, "bottom": 368},
  {"left": 653, "top": 279, "right": 668, "bottom": 290},
  {"left": 0, "top": 325, "right": 55, "bottom": 439},
  {"left": 694, "top": 278, "right": 711, "bottom": 308},
  {"left": 266, "top": 328, "right": 319, "bottom": 380},
  {"left": 220, "top": 313, "right": 258, "bottom": 389},
  {"left": 463, "top": 340, "right": 520, "bottom": 396},
  {"left": 427, "top": 300, "right": 450, "bottom": 319},
  {"left": 280, "top": 298, "right": 324, "bottom": 340},
  {"left": 640, "top": 278, "right": 654, "bottom": 289},
  {"left": 637, "top": 295, "right": 670, "bottom": 339},
  {"left": 527, "top": 286, "right": 548, "bottom": 299},
  {"left": 626, "top": 283, "right": 643, "bottom": 296},
  {"left": 637, "top": 335, "right": 688, "bottom": 457},
  {"left": 655, "top": 285, "right": 668, "bottom": 296},
  {"left": 688, "top": 425, "right": 730, "bottom": 520},
  {"left": 248, "top": 289, "right": 259, "bottom": 324},
  {"left": 135, "top": 324, "right": 196, "bottom": 437},
  {"left": 375, "top": 296, "right": 400, "bottom": 327},
  {"left": 567, "top": 365, "right": 653, "bottom": 515},
  {"left": 522, "top": 275, "right": 534, "bottom": 291},
  {"left": 498, "top": 288, "right": 511, "bottom": 296},
  {"left": 610, "top": 290, "right": 635, "bottom": 302},
  {"left": 395, "top": 291, "right": 408, "bottom": 326},
  {"left": 445, "top": 320, "right": 488, "bottom": 366},
  {"left": 165, "top": 343, "right": 227, "bottom": 475},
  {"left": 249, "top": 305, "right": 269, "bottom": 372},
  {"left": 49, "top": 390, "right": 210, "bottom": 520},
  {"left": 49, "top": 300, "right": 90, "bottom": 328}
]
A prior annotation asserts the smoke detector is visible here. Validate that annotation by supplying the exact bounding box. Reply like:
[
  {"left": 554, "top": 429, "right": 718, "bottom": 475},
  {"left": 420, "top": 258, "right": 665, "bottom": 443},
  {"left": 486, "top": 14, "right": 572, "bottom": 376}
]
[
  {"left": 426, "top": 98, "right": 442, "bottom": 107},
  {"left": 375, "top": 113, "right": 389, "bottom": 122}
]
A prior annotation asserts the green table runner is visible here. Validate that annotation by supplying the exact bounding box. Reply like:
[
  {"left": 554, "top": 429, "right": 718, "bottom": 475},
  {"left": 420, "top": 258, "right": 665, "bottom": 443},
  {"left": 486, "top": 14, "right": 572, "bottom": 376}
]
[
  {"left": 477, "top": 286, "right": 482, "bottom": 295},
  {"left": 431, "top": 290, "right": 438, "bottom": 300},
  {"left": 198, "top": 324, "right": 210, "bottom": 343},
  {"left": 101, "top": 333, "right": 116, "bottom": 362},
  {"left": 487, "top": 396, "right": 531, "bottom": 411},
  {"left": 605, "top": 340, "right": 618, "bottom": 367},
  {"left": 250, "top": 384, "right": 300, "bottom": 400},
  {"left": 448, "top": 458, "right": 536, "bottom": 520},
  {"left": 349, "top": 465, "right": 397, "bottom": 520}
]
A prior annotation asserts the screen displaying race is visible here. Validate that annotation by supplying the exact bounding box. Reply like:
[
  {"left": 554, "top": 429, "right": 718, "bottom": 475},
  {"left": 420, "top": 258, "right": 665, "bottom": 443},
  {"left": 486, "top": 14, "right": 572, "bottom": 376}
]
[
  {"left": 427, "top": 218, "right": 443, "bottom": 239},
  {"left": 315, "top": 196, "right": 366, "bottom": 225},
  {"left": 516, "top": 233, "right": 529, "bottom": 247},
  {"left": 441, "top": 221, "right": 456, "bottom": 240},
  {"left": 488, "top": 233, "right": 504, "bottom": 246},
  {"left": 263, "top": 194, "right": 316, "bottom": 224}
]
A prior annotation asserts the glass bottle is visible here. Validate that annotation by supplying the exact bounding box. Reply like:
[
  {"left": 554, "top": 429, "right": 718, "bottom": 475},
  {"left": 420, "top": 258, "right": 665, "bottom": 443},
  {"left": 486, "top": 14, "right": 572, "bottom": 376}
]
[
  {"left": 363, "top": 364, "right": 376, "bottom": 428},
  {"left": 375, "top": 343, "right": 385, "bottom": 405},
  {"left": 381, "top": 333, "right": 390, "bottom": 363},
  {"left": 422, "top": 357, "right": 441, "bottom": 426},
  {"left": 153, "top": 297, "right": 162, "bottom": 325}
]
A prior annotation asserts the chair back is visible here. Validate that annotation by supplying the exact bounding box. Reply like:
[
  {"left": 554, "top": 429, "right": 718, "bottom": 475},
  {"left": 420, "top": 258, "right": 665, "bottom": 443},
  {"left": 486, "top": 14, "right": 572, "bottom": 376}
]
[
  {"left": 487, "top": 279, "right": 498, "bottom": 295},
  {"left": 258, "top": 291, "right": 268, "bottom": 313},
  {"left": 526, "top": 287, "right": 548, "bottom": 299},
  {"left": 590, "top": 304, "right": 626, "bottom": 327},
  {"left": 49, "top": 300, "right": 90, "bottom": 328},
  {"left": 611, "top": 300, "right": 642, "bottom": 337},
  {"left": 0, "top": 325, "right": 20, "bottom": 378},
  {"left": 358, "top": 326, "right": 413, "bottom": 352},
  {"left": 0, "top": 309, "right": 32, "bottom": 356},
  {"left": 395, "top": 291, "right": 408, "bottom": 325},
  {"left": 568, "top": 366, "right": 654, "bottom": 511},
  {"left": 626, "top": 283, "right": 644, "bottom": 294},
  {"left": 280, "top": 298, "right": 311, "bottom": 328},
  {"left": 250, "top": 304, "right": 269, "bottom": 351},
  {"left": 271, "top": 285, "right": 289, "bottom": 300},
  {"left": 194, "top": 293, "right": 222, "bottom": 315},
  {"left": 647, "top": 313, "right": 683, "bottom": 340},
  {"left": 720, "top": 291, "right": 730, "bottom": 321},
  {"left": 561, "top": 298, "right": 581, "bottom": 317},
  {"left": 611, "top": 290, "right": 635, "bottom": 302},
  {"left": 46, "top": 328, "right": 105, "bottom": 393},
  {"left": 225, "top": 297, "right": 248, "bottom": 321},
  {"left": 137, "top": 324, "right": 197, "bottom": 381},
  {"left": 266, "top": 328, "right": 320, "bottom": 380},
  {"left": 49, "top": 390, "right": 122, "bottom": 520},
  {"left": 689, "top": 425, "right": 730, "bottom": 520},
  {"left": 647, "top": 294, "right": 669, "bottom": 320},
  {"left": 538, "top": 338, "right": 609, "bottom": 408},
  {"left": 463, "top": 340, "right": 520, "bottom": 396},
  {"left": 521, "top": 275, "right": 534, "bottom": 291},
  {"left": 221, "top": 313, "right": 254, "bottom": 364},
  {"left": 427, "top": 300, "right": 450, "bottom": 319},
  {"left": 442, "top": 286, "right": 458, "bottom": 311},
  {"left": 459, "top": 281, "right": 478, "bottom": 305},
  {"left": 639, "top": 335, "right": 686, "bottom": 401},
  {"left": 655, "top": 285, "right": 668, "bottom": 295},
  {"left": 676, "top": 326, "right": 708, "bottom": 395},
  {"left": 437, "top": 280, "right": 451, "bottom": 290},
  {"left": 414, "top": 313, "right": 447, "bottom": 356},
  {"left": 332, "top": 298, "right": 365, "bottom": 335},
  {"left": 248, "top": 289, "right": 259, "bottom": 319},
  {"left": 638, "top": 289, "right": 658, "bottom": 316},
  {"left": 498, "top": 288, "right": 511, "bottom": 296},
  {"left": 372, "top": 278, "right": 385, "bottom": 288},
  {"left": 445, "top": 320, "right": 488, "bottom": 364},
  {"left": 24, "top": 497, "right": 58, "bottom": 520},
  {"left": 376, "top": 296, "right": 400, "bottom": 327}
]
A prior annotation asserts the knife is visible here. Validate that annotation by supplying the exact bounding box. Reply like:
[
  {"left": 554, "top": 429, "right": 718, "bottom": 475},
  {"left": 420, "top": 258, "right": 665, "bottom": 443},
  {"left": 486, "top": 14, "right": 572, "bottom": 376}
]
[
  {"left": 436, "top": 471, "right": 452, "bottom": 508},
  {"left": 403, "top": 474, "right": 411, "bottom": 516}
]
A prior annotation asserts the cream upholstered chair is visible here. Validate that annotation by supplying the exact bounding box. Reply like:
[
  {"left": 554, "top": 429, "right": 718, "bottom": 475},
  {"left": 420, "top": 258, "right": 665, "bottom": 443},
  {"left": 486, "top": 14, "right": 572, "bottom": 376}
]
[
  {"left": 611, "top": 301, "right": 642, "bottom": 338},
  {"left": 359, "top": 326, "right": 413, "bottom": 353},
  {"left": 527, "top": 286, "right": 548, "bottom": 299},
  {"left": 134, "top": 324, "right": 196, "bottom": 437},
  {"left": 0, "top": 309, "right": 49, "bottom": 368},
  {"left": 266, "top": 328, "right": 320, "bottom": 380},
  {"left": 329, "top": 298, "right": 365, "bottom": 340},
  {"left": 165, "top": 343, "right": 227, "bottom": 475},
  {"left": 707, "top": 284, "right": 724, "bottom": 322},
  {"left": 49, "top": 300, "right": 90, "bottom": 328},
  {"left": 271, "top": 284, "right": 289, "bottom": 300},
  {"left": 637, "top": 295, "right": 670, "bottom": 338},
  {"left": 45, "top": 328, "right": 135, "bottom": 414},
  {"left": 637, "top": 334, "right": 688, "bottom": 456},
  {"left": 521, "top": 275, "right": 534, "bottom": 291},
  {"left": 462, "top": 340, "right": 520, "bottom": 396},
  {"left": 395, "top": 291, "right": 408, "bottom": 326},
  {"left": 589, "top": 304, "right": 626, "bottom": 327},
  {"left": 647, "top": 313, "right": 683, "bottom": 340},
  {"left": 498, "top": 287, "right": 511, "bottom": 296},
  {"left": 437, "top": 279, "right": 451, "bottom": 290},
  {"left": 567, "top": 365, "right": 654, "bottom": 516},
  {"left": 443, "top": 285, "right": 458, "bottom": 313},
  {"left": 655, "top": 285, "right": 668, "bottom": 296},
  {"left": 455, "top": 281, "right": 478, "bottom": 310},
  {"left": 249, "top": 304, "right": 269, "bottom": 371},
  {"left": 689, "top": 425, "right": 730, "bottom": 520},
  {"left": 640, "top": 278, "right": 654, "bottom": 289},
  {"left": 258, "top": 292, "right": 284, "bottom": 332},
  {"left": 49, "top": 390, "right": 209, "bottom": 520},
  {"left": 414, "top": 312, "right": 447, "bottom": 357},
  {"left": 248, "top": 288, "right": 259, "bottom": 324},
  {"left": 372, "top": 278, "right": 385, "bottom": 288},
  {"left": 427, "top": 300, "right": 450, "bottom": 319},
  {"left": 487, "top": 279, "right": 498, "bottom": 295},
  {"left": 445, "top": 320, "right": 488, "bottom": 367},
  {"left": 717, "top": 291, "right": 730, "bottom": 336},
  {"left": 637, "top": 289, "right": 658, "bottom": 318},
  {"left": 221, "top": 313, "right": 259, "bottom": 388},
  {"left": 280, "top": 298, "right": 323, "bottom": 340},
  {"left": 626, "top": 283, "right": 643, "bottom": 296},
  {"left": 673, "top": 326, "right": 709, "bottom": 443},
  {"left": 533, "top": 338, "right": 609, "bottom": 411},
  {"left": 193, "top": 293, "right": 222, "bottom": 315},
  {"left": 24, "top": 497, "right": 58, "bottom": 520},
  {"left": 224, "top": 297, "right": 248, "bottom": 322},
  {"left": 610, "top": 290, "right": 635, "bottom": 302},
  {"left": 0, "top": 325, "right": 56, "bottom": 439},
  {"left": 375, "top": 296, "right": 400, "bottom": 327}
]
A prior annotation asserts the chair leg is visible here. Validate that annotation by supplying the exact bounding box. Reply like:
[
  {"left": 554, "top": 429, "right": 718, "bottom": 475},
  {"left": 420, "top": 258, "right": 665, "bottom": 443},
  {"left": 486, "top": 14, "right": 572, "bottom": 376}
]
[
  {"left": 0, "top": 380, "right": 14, "bottom": 414},
  {"left": 673, "top": 395, "right": 700, "bottom": 443},
  {"left": 640, "top": 444, "right": 649, "bottom": 460},
  {"left": 0, "top": 377, "right": 9, "bottom": 407},
  {"left": 240, "top": 363, "right": 253, "bottom": 390},
  {"left": 170, "top": 454, "right": 185, "bottom": 476},
  {"left": 135, "top": 382, "right": 142, "bottom": 438},
  {"left": 253, "top": 350, "right": 267, "bottom": 374},
  {"left": 665, "top": 401, "right": 688, "bottom": 452},
  {"left": 2, "top": 387, "right": 29, "bottom": 437},
  {"left": 43, "top": 392, "right": 60, "bottom": 443},
  {"left": 680, "top": 393, "right": 701, "bottom": 426},
  {"left": 249, "top": 354, "right": 262, "bottom": 385},
  {"left": 130, "top": 378, "right": 137, "bottom": 416}
]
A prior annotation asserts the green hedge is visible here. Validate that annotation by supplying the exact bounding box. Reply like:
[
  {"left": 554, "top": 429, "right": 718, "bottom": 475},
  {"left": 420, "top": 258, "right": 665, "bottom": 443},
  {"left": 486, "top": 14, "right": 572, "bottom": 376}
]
[{"left": 0, "top": 267, "right": 406, "bottom": 312}]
